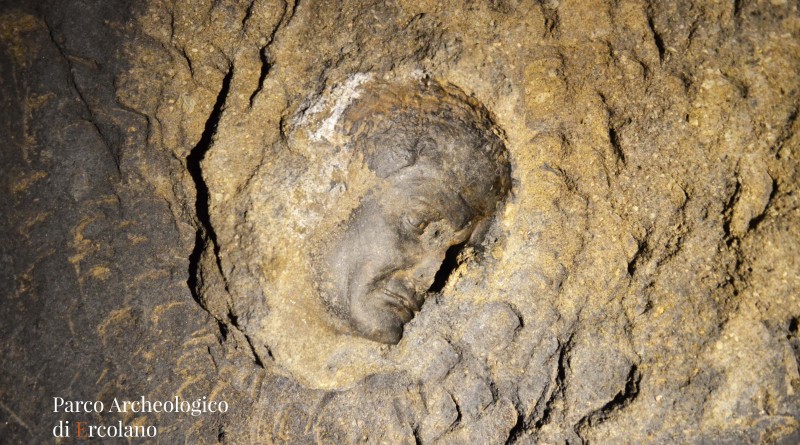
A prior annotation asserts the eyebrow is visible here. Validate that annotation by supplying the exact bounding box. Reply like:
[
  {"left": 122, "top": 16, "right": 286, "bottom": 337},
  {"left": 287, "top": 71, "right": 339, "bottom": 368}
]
[
  {"left": 410, "top": 196, "right": 442, "bottom": 220},
  {"left": 415, "top": 190, "right": 472, "bottom": 229}
]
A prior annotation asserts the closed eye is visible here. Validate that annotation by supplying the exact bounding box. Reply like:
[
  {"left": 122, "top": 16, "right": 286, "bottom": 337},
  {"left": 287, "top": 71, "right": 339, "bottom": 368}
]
[{"left": 403, "top": 214, "right": 428, "bottom": 234}]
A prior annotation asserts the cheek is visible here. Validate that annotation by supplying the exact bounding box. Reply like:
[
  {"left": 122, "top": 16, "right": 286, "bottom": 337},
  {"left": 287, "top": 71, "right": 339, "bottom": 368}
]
[
  {"left": 343, "top": 215, "right": 411, "bottom": 287},
  {"left": 354, "top": 230, "right": 410, "bottom": 279}
]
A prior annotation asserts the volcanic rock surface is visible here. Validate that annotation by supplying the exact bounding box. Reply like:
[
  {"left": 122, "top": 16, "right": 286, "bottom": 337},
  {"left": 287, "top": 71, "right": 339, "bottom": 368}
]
[{"left": 2, "top": 0, "right": 799, "bottom": 443}]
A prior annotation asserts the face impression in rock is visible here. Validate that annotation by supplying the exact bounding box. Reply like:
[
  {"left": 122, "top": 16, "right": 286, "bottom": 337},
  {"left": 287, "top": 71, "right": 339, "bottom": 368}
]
[
  {"left": 324, "top": 167, "right": 481, "bottom": 343},
  {"left": 317, "top": 80, "right": 511, "bottom": 344}
]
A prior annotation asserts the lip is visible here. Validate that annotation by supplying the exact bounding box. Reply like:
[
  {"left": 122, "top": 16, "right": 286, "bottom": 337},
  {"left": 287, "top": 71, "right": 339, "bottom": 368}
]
[
  {"left": 377, "top": 290, "right": 413, "bottom": 322},
  {"left": 385, "top": 287, "right": 421, "bottom": 312}
]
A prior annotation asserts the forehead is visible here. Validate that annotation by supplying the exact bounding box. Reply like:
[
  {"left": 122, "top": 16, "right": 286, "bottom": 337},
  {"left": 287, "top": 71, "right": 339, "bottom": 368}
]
[
  {"left": 379, "top": 166, "right": 475, "bottom": 227},
  {"left": 364, "top": 122, "right": 486, "bottom": 170}
]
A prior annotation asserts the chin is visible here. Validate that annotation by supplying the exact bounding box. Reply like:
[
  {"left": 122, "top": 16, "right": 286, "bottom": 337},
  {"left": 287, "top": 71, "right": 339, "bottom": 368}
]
[
  {"left": 359, "top": 323, "right": 403, "bottom": 344},
  {"left": 349, "top": 294, "right": 407, "bottom": 344}
]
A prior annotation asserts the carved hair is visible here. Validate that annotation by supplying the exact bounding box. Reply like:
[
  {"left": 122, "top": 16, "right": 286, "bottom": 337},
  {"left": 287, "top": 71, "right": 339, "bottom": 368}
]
[{"left": 339, "top": 79, "right": 512, "bottom": 216}]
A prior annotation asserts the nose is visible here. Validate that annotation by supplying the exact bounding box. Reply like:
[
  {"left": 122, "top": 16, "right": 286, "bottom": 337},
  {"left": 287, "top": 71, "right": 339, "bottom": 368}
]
[{"left": 411, "top": 251, "right": 448, "bottom": 290}]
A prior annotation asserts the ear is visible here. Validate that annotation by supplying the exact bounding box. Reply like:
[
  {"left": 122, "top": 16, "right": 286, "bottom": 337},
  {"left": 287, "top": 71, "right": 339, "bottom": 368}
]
[{"left": 468, "top": 218, "right": 492, "bottom": 245}]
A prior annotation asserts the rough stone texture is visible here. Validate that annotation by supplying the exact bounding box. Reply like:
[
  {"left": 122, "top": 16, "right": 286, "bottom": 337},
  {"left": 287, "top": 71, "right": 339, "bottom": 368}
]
[{"left": 1, "top": 0, "right": 799, "bottom": 444}]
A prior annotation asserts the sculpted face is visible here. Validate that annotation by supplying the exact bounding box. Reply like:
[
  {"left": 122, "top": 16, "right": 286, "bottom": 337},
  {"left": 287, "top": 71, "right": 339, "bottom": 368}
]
[
  {"left": 315, "top": 80, "right": 511, "bottom": 344},
  {"left": 324, "top": 165, "right": 484, "bottom": 343}
]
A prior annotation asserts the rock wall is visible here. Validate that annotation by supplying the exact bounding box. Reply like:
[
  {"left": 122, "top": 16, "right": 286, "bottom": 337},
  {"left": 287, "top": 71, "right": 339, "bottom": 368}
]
[{"left": 1, "top": 0, "right": 799, "bottom": 443}]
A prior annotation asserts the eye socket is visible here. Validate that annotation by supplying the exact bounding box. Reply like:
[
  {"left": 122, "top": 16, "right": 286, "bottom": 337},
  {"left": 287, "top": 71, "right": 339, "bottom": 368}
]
[{"left": 403, "top": 214, "right": 428, "bottom": 234}]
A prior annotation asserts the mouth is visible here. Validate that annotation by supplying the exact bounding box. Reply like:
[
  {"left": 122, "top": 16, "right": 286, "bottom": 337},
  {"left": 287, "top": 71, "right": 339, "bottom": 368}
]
[
  {"left": 378, "top": 284, "right": 422, "bottom": 323},
  {"left": 383, "top": 287, "right": 421, "bottom": 311}
]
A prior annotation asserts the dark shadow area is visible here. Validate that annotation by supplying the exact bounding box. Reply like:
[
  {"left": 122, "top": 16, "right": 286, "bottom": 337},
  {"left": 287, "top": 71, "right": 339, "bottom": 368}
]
[
  {"left": 186, "top": 65, "right": 233, "bottom": 304},
  {"left": 428, "top": 241, "right": 467, "bottom": 293}
]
